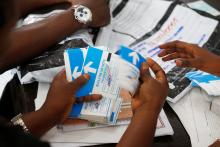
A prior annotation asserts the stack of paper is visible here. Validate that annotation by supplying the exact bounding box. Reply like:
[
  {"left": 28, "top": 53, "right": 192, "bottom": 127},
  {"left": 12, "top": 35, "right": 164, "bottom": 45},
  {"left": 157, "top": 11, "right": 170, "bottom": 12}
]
[
  {"left": 36, "top": 81, "right": 174, "bottom": 146},
  {"left": 64, "top": 46, "right": 146, "bottom": 124}
]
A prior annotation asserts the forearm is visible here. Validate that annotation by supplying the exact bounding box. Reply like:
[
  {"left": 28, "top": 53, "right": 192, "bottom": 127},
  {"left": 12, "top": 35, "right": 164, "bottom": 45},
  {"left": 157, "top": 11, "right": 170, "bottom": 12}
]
[
  {"left": 117, "top": 105, "right": 160, "bottom": 147},
  {"left": 19, "top": 0, "right": 69, "bottom": 17},
  {"left": 0, "top": 10, "right": 83, "bottom": 72}
]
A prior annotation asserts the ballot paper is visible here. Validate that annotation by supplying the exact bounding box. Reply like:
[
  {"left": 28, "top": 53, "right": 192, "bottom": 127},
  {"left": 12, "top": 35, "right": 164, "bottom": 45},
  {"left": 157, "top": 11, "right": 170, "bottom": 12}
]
[
  {"left": 186, "top": 71, "right": 220, "bottom": 96},
  {"left": 96, "top": 0, "right": 219, "bottom": 103},
  {"left": 64, "top": 46, "right": 146, "bottom": 124}
]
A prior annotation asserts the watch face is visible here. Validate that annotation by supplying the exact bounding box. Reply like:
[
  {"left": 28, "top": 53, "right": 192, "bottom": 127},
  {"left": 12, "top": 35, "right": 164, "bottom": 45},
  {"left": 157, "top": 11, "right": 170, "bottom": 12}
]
[{"left": 75, "top": 6, "right": 92, "bottom": 24}]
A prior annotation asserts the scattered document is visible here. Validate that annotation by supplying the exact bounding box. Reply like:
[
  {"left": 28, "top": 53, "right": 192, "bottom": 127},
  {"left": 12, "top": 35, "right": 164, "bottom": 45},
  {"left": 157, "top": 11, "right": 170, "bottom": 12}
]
[
  {"left": 96, "top": 0, "right": 171, "bottom": 52},
  {"left": 188, "top": 0, "right": 220, "bottom": 16},
  {"left": 169, "top": 89, "right": 220, "bottom": 147},
  {"left": 96, "top": 0, "right": 219, "bottom": 103}
]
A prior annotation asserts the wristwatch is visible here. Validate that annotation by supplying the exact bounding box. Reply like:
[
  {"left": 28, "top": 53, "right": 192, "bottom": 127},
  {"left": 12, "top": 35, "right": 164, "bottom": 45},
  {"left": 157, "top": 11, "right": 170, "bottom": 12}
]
[
  {"left": 71, "top": 5, "right": 92, "bottom": 25},
  {"left": 11, "top": 113, "right": 29, "bottom": 133}
]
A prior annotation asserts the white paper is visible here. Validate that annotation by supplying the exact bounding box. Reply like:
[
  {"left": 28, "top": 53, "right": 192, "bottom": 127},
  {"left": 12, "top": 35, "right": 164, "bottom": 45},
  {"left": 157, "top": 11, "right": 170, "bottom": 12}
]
[
  {"left": 0, "top": 69, "right": 16, "bottom": 100},
  {"left": 96, "top": 0, "right": 172, "bottom": 52},
  {"left": 131, "top": 4, "right": 218, "bottom": 73},
  {"left": 50, "top": 143, "right": 98, "bottom": 147},
  {"left": 169, "top": 88, "right": 220, "bottom": 147},
  {"left": 211, "top": 98, "right": 220, "bottom": 118}
]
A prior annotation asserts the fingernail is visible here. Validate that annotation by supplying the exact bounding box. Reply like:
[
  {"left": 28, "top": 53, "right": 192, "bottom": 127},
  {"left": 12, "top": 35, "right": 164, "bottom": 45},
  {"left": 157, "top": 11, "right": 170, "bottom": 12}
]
[
  {"left": 83, "top": 74, "right": 90, "bottom": 80},
  {"left": 97, "top": 95, "right": 103, "bottom": 99},
  {"left": 94, "top": 94, "right": 103, "bottom": 100},
  {"left": 175, "top": 60, "right": 182, "bottom": 66},
  {"left": 147, "top": 58, "right": 153, "bottom": 62}
]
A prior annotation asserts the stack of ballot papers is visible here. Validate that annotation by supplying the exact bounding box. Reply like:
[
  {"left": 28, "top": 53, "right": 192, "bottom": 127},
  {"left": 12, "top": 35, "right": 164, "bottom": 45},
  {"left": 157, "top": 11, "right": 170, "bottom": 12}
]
[
  {"left": 36, "top": 82, "right": 174, "bottom": 145},
  {"left": 36, "top": 46, "right": 174, "bottom": 146},
  {"left": 186, "top": 71, "right": 220, "bottom": 96},
  {"left": 64, "top": 46, "right": 146, "bottom": 124}
]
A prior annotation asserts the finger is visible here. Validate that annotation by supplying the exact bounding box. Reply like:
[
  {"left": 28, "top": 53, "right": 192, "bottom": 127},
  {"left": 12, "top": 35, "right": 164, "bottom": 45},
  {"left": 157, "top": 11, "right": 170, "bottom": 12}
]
[
  {"left": 76, "top": 94, "right": 103, "bottom": 103},
  {"left": 159, "top": 40, "right": 193, "bottom": 55},
  {"left": 147, "top": 58, "right": 167, "bottom": 84},
  {"left": 140, "top": 62, "right": 152, "bottom": 82},
  {"left": 158, "top": 48, "right": 177, "bottom": 57},
  {"left": 68, "top": 74, "right": 90, "bottom": 92},
  {"left": 175, "top": 59, "right": 200, "bottom": 68},
  {"left": 54, "top": 69, "right": 67, "bottom": 81},
  {"left": 162, "top": 52, "right": 189, "bottom": 61}
]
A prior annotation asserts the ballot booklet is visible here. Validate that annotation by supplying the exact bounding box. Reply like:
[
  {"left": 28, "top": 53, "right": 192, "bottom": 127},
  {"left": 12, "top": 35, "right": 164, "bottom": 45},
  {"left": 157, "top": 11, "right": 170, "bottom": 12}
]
[{"left": 64, "top": 46, "right": 145, "bottom": 124}]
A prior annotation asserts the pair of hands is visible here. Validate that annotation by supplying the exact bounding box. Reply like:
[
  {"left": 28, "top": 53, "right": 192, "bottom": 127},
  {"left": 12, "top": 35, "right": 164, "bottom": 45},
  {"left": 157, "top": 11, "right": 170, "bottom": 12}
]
[
  {"left": 67, "top": 0, "right": 110, "bottom": 27},
  {"left": 158, "top": 40, "right": 220, "bottom": 76},
  {"left": 41, "top": 58, "right": 169, "bottom": 124},
  {"left": 38, "top": 39, "right": 220, "bottom": 133}
]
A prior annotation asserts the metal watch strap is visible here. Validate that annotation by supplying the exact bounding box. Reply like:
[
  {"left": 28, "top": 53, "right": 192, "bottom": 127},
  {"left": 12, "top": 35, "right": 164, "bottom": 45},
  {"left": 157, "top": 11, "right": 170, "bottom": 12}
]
[{"left": 11, "top": 113, "right": 29, "bottom": 133}]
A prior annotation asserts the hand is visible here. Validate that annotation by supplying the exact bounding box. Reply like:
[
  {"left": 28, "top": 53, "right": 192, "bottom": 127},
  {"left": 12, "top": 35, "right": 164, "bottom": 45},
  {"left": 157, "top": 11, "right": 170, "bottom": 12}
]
[
  {"left": 131, "top": 58, "right": 168, "bottom": 114},
  {"left": 158, "top": 40, "right": 220, "bottom": 76},
  {"left": 41, "top": 70, "right": 102, "bottom": 123},
  {"left": 68, "top": 0, "right": 110, "bottom": 27}
]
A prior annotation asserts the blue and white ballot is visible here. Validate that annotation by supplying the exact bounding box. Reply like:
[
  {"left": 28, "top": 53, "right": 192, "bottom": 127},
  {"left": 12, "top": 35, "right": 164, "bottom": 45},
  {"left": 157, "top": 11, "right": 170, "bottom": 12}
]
[
  {"left": 186, "top": 71, "right": 220, "bottom": 96},
  {"left": 64, "top": 46, "right": 145, "bottom": 124},
  {"left": 116, "top": 46, "right": 146, "bottom": 69}
]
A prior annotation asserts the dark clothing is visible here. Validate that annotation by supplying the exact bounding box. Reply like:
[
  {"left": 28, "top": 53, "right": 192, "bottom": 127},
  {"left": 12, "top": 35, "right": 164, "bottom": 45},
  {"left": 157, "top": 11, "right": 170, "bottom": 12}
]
[
  {"left": 0, "top": 74, "right": 36, "bottom": 120},
  {"left": 0, "top": 75, "right": 48, "bottom": 147},
  {"left": 0, "top": 117, "right": 50, "bottom": 147}
]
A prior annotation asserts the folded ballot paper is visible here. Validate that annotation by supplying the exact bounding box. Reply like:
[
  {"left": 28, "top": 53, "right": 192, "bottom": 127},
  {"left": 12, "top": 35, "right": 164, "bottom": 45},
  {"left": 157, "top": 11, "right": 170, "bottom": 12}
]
[
  {"left": 186, "top": 71, "right": 220, "bottom": 96},
  {"left": 64, "top": 46, "right": 146, "bottom": 124}
]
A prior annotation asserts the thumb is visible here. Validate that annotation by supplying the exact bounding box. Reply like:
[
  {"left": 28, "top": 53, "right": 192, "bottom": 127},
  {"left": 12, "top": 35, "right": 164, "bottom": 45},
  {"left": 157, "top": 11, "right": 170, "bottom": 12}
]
[
  {"left": 68, "top": 74, "right": 90, "bottom": 92},
  {"left": 140, "top": 62, "right": 152, "bottom": 82}
]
